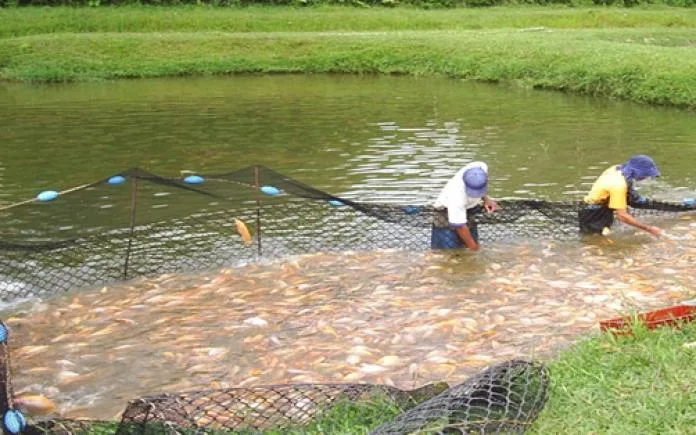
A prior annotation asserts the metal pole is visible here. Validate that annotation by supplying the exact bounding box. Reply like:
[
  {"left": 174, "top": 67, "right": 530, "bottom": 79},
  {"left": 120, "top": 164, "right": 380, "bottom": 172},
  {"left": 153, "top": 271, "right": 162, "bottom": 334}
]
[
  {"left": 254, "top": 165, "right": 262, "bottom": 258},
  {"left": 123, "top": 170, "right": 139, "bottom": 281}
]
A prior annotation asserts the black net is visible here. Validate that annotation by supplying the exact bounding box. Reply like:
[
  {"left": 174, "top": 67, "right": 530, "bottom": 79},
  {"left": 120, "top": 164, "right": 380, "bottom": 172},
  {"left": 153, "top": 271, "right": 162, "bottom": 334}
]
[
  {"left": 115, "top": 382, "right": 448, "bottom": 433},
  {"left": 369, "top": 360, "right": 549, "bottom": 435},
  {"left": 0, "top": 320, "right": 549, "bottom": 435},
  {"left": 1, "top": 165, "right": 694, "bottom": 303}
]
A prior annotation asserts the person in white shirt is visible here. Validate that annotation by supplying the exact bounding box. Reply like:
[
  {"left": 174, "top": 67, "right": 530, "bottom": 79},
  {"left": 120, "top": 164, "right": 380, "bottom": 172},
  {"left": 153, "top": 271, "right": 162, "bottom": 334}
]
[{"left": 431, "top": 162, "right": 499, "bottom": 251}]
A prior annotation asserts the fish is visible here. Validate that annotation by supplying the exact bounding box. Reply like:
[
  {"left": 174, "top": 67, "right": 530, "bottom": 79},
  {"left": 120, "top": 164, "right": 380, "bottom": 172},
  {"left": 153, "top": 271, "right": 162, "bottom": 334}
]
[
  {"left": 5, "top": 241, "right": 696, "bottom": 421},
  {"left": 234, "top": 218, "right": 253, "bottom": 247},
  {"left": 13, "top": 393, "right": 56, "bottom": 416}
]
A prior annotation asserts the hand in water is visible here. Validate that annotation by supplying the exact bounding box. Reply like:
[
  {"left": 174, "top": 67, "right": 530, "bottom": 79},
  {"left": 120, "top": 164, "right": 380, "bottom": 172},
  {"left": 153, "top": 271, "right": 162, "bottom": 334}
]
[
  {"left": 647, "top": 225, "right": 662, "bottom": 237},
  {"left": 483, "top": 199, "right": 499, "bottom": 213}
]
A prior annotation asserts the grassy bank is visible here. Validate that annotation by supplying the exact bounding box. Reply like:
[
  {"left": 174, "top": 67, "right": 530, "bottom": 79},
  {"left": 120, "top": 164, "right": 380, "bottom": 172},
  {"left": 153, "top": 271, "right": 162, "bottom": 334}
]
[
  {"left": 291, "top": 322, "right": 696, "bottom": 433},
  {"left": 2, "top": 6, "right": 696, "bottom": 38},
  {"left": 1, "top": 6, "right": 696, "bottom": 108},
  {"left": 529, "top": 321, "right": 696, "bottom": 433}
]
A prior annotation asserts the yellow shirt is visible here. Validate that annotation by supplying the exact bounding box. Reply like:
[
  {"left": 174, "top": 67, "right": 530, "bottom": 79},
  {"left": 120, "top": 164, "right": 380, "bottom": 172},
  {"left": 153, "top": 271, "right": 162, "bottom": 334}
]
[{"left": 584, "top": 165, "right": 628, "bottom": 210}]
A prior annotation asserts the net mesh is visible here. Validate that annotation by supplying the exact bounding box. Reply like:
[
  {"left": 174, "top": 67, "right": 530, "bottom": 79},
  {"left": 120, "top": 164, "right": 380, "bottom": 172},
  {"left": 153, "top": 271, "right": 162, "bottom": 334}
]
[
  {"left": 0, "top": 319, "right": 549, "bottom": 435},
  {"left": 1, "top": 165, "right": 694, "bottom": 303},
  {"left": 370, "top": 360, "right": 549, "bottom": 435}
]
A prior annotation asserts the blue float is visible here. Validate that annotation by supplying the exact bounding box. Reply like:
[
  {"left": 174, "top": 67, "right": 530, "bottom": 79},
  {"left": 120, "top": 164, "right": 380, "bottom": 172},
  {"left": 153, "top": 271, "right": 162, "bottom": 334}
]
[
  {"left": 260, "top": 185, "right": 281, "bottom": 196},
  {"left": 36, "top": 190, "right": 59, "bottom": 202},
  {"left": 3, "top": 410, "right": 26, "bottom": 435},
  {"left": 684, "top": 198, "right": 695, "bottom": 207},
  {"left": 404, "top": 206, "right": 421, "bottom": 215},
  {"left": 107, "top": 175, "right": 126, "bottom": 185},
  {"left": 0, "top": 322, "right": 7, "bottom": 343},
  {"left": 183, "top": 175, "right": 204, "bottom": 185},
  {"left": 328, "top": 199, "right": 344, "bottom": 207}
]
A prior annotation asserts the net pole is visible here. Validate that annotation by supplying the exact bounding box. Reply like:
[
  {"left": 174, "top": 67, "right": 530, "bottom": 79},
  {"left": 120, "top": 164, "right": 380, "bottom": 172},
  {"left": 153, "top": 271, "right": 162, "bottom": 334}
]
[
  {"left": 123, "top": 171, "right": 139, "bottom": 281},
  {"left": 254, "top": 165, "right": 262, "bottom": 257}
]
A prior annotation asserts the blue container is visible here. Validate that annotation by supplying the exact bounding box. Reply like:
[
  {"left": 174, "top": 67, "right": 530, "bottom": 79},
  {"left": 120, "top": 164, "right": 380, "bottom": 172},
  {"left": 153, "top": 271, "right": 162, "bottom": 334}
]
[
  {"left": 3, "top": 410, "right": 26, "bottom": 434},
  {"left": 0, "top": 322, "right": 7, "bottom": 343},
  {"left": 260, "top": 185, "right": 281, "bottom": 196},
  {"left": 684, "top": 198, "right": 695, "bottom": 207},
  {"left": 328, "top": 199, "right": 345, "bottom": 207},
  {"left": 107, "top": 175, "right": 126, "bottom": 185},
  {"left": 183, "top": 175, "right": 205, "bottom": 185},
  {"left": 404, "top": 206, "right": 421, "bottom": 215},
  {"left": 36, "top": 190, "right": 59, "bottom": 202}
]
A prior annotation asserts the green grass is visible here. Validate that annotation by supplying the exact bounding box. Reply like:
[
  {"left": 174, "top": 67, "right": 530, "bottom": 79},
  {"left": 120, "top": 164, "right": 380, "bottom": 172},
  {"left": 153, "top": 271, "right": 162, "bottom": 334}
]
[
  {"left": 2, "top": 6, "right": 696, "bottom": 38},
  {"left": 2, "top": 27, "right": 695, "bottom": 107},
  {"left": 261, "top": 395, "right": 404, "bottom": 434},
  {"left": 530, "top": 321, "right": 696, "bottom": 434},
  {"left": 1, "top": 6, "right": 696, "bottom": 107}
]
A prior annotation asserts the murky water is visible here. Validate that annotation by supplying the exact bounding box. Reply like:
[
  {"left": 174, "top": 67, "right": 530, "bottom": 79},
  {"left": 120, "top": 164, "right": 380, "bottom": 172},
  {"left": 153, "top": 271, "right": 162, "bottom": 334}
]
[
  {"left": 1, "top": 75, "right": 696, "bottom": 422},
  {"left": 2, "top": 215, "right": 695, "bottom": 420},
  {"left": 1, "top": 75, "right": 696, "bottom": 205}
]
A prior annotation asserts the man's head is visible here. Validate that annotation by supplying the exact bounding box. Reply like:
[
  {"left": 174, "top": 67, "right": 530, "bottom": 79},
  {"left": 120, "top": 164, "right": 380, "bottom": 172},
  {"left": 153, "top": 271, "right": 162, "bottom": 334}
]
[
  {"left": 621, "top": 155, "right": 661, "bottom": 181},
  {"left": 463, "top": 167, "right": 488, "bottom": 197}
]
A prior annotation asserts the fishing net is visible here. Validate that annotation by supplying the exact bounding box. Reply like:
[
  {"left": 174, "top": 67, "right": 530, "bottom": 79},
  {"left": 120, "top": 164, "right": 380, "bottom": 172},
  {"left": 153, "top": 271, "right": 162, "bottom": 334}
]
[
  {"left": 115, "top": 382, "right": 448, "bottom": 433},
  {"left": 1, "top": 165, "right": 694, "bottom": 303},
  {"left": 370, "top": 360, "right": 549, "bottom": 435},
  {"left": 0, "top": 319, "right": 549, "bottom": 435}
]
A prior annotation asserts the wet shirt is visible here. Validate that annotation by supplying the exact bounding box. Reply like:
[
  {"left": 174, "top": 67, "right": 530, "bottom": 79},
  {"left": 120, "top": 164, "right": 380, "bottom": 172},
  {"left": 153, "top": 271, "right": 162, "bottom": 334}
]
[
  {"left": 433, "top": 162, "right": 487, "bottom": 227},
  {"left": 584, "top": 165, "right": 628, "bottom": 210}
]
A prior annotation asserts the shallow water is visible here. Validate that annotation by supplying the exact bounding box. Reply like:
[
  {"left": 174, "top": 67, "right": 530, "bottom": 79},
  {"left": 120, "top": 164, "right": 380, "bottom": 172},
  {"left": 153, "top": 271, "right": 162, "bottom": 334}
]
[
  {"left": 3, "top": 215, "right": 695, "bottom": 420},
  {"left": 2, "top": 75, "right": 696, "bottom": 423}
]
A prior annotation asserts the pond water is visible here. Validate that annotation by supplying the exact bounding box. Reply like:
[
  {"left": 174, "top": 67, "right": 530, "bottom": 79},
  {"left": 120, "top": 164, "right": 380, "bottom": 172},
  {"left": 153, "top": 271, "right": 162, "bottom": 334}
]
[
  {"left": 1, "top": 75, "right": 696, "bottom": 423},
  {"left": 1, "top": 75, "right": 695, "bottom": 205}
]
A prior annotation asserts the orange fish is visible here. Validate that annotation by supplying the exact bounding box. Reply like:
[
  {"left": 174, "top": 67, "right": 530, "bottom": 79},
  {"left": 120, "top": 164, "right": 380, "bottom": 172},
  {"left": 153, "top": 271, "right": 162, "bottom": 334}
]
[
  {"left": 13, "top": 393, "right": 56, "bottom": 416},
  {"left": 234, "top": 218, "right": 253, "bottom": 247}
]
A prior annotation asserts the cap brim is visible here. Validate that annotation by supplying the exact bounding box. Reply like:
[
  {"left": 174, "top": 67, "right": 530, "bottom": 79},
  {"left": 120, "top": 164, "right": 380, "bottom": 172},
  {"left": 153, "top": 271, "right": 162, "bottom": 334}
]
[
  {"left": 648, "top": 168, "right": 661, "bottom": 177},
  {"left": 465, "top": 186, "right": 487, "bottom": 197}
]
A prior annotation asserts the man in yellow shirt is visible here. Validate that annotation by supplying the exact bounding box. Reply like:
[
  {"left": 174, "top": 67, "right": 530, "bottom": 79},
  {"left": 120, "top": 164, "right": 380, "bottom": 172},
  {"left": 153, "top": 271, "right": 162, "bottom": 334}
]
[{"left": 580, "top": 154, "right": 662, "bottom": 237}]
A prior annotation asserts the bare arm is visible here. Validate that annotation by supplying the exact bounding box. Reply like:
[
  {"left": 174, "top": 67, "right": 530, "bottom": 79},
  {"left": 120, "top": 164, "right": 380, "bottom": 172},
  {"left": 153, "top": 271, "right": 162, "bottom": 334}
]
[
  {"left": 614, "top": 209, "right": 661, "bottom": 236},
  {"left": 455, "top": 226, "right": 480, "bottom": 250}
]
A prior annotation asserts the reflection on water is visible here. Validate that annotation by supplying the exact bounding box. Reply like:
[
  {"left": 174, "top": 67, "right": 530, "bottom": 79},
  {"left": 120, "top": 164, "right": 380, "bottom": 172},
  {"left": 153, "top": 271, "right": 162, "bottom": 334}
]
[
  {"left": 3, "top": 215, "right": 695, "bottom": 420},
  {"left": 1, "top": 75, "right": 696, "bottom": 206}
]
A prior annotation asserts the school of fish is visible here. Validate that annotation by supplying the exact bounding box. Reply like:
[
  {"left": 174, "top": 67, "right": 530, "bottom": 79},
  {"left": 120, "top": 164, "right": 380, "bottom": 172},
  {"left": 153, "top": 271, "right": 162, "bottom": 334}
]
[{"left": 1, "top": 214, "right": 695, "bottom": 421}]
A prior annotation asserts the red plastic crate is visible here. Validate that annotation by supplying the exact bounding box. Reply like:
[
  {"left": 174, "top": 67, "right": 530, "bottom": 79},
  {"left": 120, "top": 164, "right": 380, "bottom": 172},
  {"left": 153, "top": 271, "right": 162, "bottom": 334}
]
[{"left": 599, "top": 304, "right": 696, "bottom": 335}]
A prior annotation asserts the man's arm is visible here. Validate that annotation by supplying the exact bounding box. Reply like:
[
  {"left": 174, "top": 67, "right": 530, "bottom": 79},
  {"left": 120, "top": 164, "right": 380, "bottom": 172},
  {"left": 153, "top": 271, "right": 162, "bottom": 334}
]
[
  {"left": 614, "top": 209, "right": 661, "bottom": 236},
  {"left": 455, "top": 226, "right": 480, "bottom": 250}
]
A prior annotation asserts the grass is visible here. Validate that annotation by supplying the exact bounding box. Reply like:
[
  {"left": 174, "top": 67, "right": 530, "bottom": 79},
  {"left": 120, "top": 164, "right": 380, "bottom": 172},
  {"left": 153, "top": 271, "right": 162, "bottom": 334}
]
[
  {"left": 2, "top": 5, "right": 696, "bottom": 38},
  {"left": 1, "top": 6, "right": 696, "bottom": 107},
  {"left": 3, "top": 26, "right": 696, "bottom": 106},
  {"left": 529, "top": 321, "right": 696, "bottom": 434}
]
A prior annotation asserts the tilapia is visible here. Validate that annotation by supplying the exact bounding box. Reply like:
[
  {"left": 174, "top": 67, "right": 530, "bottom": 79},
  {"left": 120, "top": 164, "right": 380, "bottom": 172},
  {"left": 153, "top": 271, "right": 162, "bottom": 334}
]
[{"left": 234, "top": 218, "right": 253, "bottom": 247}]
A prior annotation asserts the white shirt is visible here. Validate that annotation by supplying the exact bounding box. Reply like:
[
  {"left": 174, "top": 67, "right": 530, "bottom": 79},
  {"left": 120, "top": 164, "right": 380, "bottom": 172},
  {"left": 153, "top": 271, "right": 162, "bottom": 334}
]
[{"left": 433, "top": 162, "right": 488, "bottom": 226}]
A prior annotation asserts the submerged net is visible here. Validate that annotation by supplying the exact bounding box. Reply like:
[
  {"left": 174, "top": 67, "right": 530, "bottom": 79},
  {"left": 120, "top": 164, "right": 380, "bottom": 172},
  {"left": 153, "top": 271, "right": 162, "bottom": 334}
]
[
  {"left": 1, "top": 165, "right": 694, "bottom": 303},
  {"left": 0, "top": 320, "right": 549, "bottom": 434}
]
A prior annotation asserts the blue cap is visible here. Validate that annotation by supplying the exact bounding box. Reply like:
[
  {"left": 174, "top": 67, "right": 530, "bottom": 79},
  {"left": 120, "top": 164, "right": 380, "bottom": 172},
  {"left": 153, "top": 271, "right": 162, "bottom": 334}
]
[
  {"left": 463, "top": 167, "right": 488, "bottom": 197},
  {"left": 621, "top": 155, "right": 660, "bottom": 180}
]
